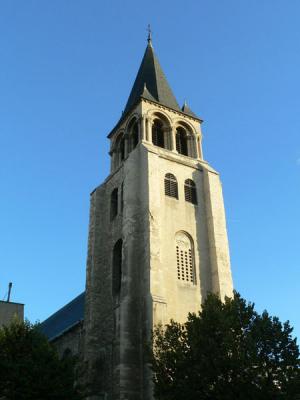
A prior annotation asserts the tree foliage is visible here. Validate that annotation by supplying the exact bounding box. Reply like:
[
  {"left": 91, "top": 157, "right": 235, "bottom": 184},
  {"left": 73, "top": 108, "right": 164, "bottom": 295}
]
[
  {"left": 0, "top": 319, "right": 79, "bottom": 400},
  {"left": 151, "top": 292, "right": 300, "bottom": 400}
]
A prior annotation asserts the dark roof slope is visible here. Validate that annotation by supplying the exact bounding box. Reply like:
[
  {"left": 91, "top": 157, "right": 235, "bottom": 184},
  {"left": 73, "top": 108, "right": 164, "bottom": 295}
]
[
  {"left": 39, "top": 292, "right": 85, "bottom": 340},
  {"left": 181, "top": 101, "right": 198, "bottom": 119},
  {"left": 123, "top": 41, "right": 180, "bottom": 114}
]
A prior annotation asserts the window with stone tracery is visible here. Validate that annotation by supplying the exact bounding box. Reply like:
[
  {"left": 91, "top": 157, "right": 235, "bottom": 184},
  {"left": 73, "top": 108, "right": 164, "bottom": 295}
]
[{"left": 175, "top": 232, "right": 196, "bottom": 284}]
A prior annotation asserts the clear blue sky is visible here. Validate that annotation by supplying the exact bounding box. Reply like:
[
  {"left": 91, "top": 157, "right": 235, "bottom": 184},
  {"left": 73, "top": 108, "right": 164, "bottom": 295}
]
[{"left": 1, "top": 1, "right": 299, "bottom": 338}]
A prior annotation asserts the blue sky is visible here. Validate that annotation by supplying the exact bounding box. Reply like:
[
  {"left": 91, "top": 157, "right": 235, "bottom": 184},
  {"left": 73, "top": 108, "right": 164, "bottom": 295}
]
[{"left": 0, "top": 1, "right": 299, "bottom": 338}]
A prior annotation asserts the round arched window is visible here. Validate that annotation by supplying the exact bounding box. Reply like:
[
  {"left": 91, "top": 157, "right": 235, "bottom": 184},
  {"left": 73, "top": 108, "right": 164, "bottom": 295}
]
[
  {"left": 184, "top": 179, "right": 197, "bottom": 205},
  {"left": 176, "top": 127, "right": 188, "bottom": 156},
  {"left": 152, "top": 119, "right": 165, "bottom": 148},
  {"left": 175, "top": 232, "right": 196, "bottom": 284},
  {"left": 164, "top": 173, "right": 178, "bottom": 199}
]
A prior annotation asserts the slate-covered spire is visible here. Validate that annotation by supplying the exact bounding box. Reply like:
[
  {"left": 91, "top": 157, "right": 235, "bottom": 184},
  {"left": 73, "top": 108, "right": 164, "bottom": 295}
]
[
  {"left": 181, "top": 100, "right": 198, "bottom": 119},
  {"left": 123, "top": 40, "right": 181, "bottom": 114}
]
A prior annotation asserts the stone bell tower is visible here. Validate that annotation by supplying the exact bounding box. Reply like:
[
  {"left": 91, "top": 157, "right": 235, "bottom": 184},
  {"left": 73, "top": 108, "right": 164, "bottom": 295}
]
[{"left": 83, "top": 34, "right": 233, "bottom": 400}]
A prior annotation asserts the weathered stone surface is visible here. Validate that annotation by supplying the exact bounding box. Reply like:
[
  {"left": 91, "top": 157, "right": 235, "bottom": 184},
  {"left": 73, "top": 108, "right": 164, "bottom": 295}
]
[
  {"left": 82, "top": 98, "right": 233, "bottom": 400},
  {"left": 51, "top": 322, "right": 83, "bottom": 358},
  {"left": 0, "top": 300, "right": 24, "bottom": 327},
  {"left": 48, "top": 42, "right": 233, "bottom": 400}
]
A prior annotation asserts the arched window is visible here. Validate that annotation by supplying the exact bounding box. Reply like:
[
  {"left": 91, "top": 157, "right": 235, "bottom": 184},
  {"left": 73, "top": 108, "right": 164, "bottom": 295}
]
[
  {"left": 131, "top": 122, "right": 139, "bottom": 150},
  {"left": 120, "top": 137, "right": 125, "bottom": 161},
  {"left": 176, "top": 127, "right": 188, "bottom": 156},
  {"left": 164, "top": 173, "right": 178, "bottom": 199},
  {"left": 152, "top": 119, "right": 165, "bottom": 148},
  {"left": 175, "top": 232, "right": 196, "bottom": 284},
  {"left": 110, "top": 188, "right": 118, "bottom": 220},
  {"left": 184, "top": 179, "right": 197, "bottom": 205},
  {"left": 112, "top": 239, "right": 122, "bottom": 298}
]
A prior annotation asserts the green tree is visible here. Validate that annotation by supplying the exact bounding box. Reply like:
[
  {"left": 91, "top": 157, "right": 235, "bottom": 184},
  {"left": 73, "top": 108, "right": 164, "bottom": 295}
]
[
  {"left": 151, "top": 292, "right": 300, "bottom": 400},
  {"left": 0, "top": 319, "right": 79, "bottom": 400}
]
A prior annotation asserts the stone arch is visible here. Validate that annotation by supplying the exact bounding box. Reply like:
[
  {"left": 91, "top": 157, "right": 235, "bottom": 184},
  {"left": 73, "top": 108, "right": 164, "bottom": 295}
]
[
  {"left": 148, "top": 111, "right": 172, "bottom": 150},
  {"left": 126, "top": 115, "right": 139, "bottom": 153},
  {"left": 114, "top": 130, "right": 126, "bottom": 165},
  {"left": 147, "top": 109, "right": 172, "bottom": 126},
  {"left": 125, "top": 113, "right": 140, "bottom": 132},
  {"left": 174, "top": 120, "right": 197, "bottom": 158},
  {"left": 113, "top": 129, "right": 125, "bottom": 149}
]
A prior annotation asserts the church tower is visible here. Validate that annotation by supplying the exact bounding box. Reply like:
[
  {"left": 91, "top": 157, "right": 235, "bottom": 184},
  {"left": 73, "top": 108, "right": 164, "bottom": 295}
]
[{"left": 83, "top": 36, "right": 233, "bottom": 400}]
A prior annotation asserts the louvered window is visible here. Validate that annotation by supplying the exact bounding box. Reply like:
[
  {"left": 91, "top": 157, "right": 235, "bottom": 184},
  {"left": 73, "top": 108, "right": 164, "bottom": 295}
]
[
  {"left": 175, "top": 232, "right": 196, "bottom": 284},
  {"left": 152, "top": 120, "right": 165, "bottom": 148},
  {"left": 176, "top": 127, "right": 188, "bottom": 156},
  {"left": 164, "top": 173, "right": 178, "bottom": 199},
  {"left": 184, "top": 179, "right": 197, "bottom": 205}
]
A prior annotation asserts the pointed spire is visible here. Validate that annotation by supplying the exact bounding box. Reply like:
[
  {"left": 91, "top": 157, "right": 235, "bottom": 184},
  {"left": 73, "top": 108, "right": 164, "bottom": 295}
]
[
  {"left": 181, "top": 100, "right": 198, "bottom": 118},
  {"left": 123, "top": 38, "right": 181, "bottom": 115},
  {"left": 141, "top": 82, "right": 156, "bottom": 102}
]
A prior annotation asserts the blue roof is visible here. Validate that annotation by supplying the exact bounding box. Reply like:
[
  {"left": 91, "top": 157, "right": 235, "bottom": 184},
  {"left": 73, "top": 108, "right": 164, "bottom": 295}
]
[{"left": 40, "top": 292, "right": 85, "bottom": 340}]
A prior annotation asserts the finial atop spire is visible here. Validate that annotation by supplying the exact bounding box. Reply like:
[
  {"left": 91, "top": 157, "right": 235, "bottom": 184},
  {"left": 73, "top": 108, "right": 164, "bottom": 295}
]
[{"left": 147, "top": 24, "right": 152, "bottom": 44}]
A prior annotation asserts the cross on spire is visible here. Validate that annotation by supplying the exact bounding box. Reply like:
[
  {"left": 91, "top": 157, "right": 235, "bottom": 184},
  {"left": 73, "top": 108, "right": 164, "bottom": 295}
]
[{"left": 147, "top": 24, "right": 152, "bottom": 44}]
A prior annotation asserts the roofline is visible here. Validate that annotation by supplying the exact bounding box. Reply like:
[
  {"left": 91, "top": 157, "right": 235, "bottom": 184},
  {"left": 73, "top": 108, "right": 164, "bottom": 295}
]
[
  {"left": 41, "top": 292, "right": 85, "bottom": 325},
  {"left": 48, "top": 319, "right": 83, "bottom": 342},
  {"left": 107, "top": 97, "right": 203, "bottom": 139},
  {"left": 0, "top": 300, "right": 24, "bottom": 306}
]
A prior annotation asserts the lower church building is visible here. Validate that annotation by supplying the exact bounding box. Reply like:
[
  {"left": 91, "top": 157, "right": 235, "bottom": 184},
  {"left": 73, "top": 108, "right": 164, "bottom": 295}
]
[{"left": 41, "top": 35, "right": 233, "bottom": 400}]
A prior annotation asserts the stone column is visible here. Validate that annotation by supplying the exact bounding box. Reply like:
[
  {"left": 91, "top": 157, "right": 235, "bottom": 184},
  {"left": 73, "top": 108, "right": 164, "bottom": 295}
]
[
  {"left": 140, "top": 115, "right": 146, "bottom": 141},
  {"left": 163, "top": 128, "right": 171, "bottom": 150},
  {"left": 193, "top": 135, "right": 199, "bottom": 159},
  {"left": 203, "top": 168, "right": 233, "bottom": 299},
  {"left": 111, "top": 150, "right": 118, "bottom": 172},
  {"left": 146, "top": 118, "right": 152, "bottom": 142},
  {"left": 124, "top": 134, "right": 129, "bottom": 158},
  {"left": 189, "top": 134, "right": 198, "bottom": 159},
  {"left": 171, "top": 126, "right": 177, "bottom": 152},
  {"left": 197, "top": 136, "right": 203, "bottom": 159},
  {"left": 186, "top": 136, "right": 191, "bottom": 157},
  {"left": 109, "top": 150, "right": 114, "bottom": 173}
]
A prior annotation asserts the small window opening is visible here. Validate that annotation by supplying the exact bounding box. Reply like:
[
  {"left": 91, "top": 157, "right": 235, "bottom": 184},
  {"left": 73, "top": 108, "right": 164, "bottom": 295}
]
[
  {"left": 120, "top": 137, "right": 125, "bottom": 161},
  {"left": 111, "top": 188, "right": 118, "bottom": 220},
  {"left": 152, "top": 119, "right": 165, "bottom": 148},
  {"left": 131, "top": 122, "right": 139, "bottom": 150},
  {"left": 176, "top": 127, "right": 188, "bottom": 156},
  {"left": 112, "top": 239, "right": 122, "bottom": 298},
  {"left": 184, "top": 179, "right": 197, "bottom": 205},
  {"left": 164, "top": 173, "right": 178, "bottom": 199}
]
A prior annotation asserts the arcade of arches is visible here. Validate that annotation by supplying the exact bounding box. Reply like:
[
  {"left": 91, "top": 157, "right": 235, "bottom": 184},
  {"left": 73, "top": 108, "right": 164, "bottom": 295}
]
[{"left": 112, "top": 114, "right": 200, "bottom": 169}]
